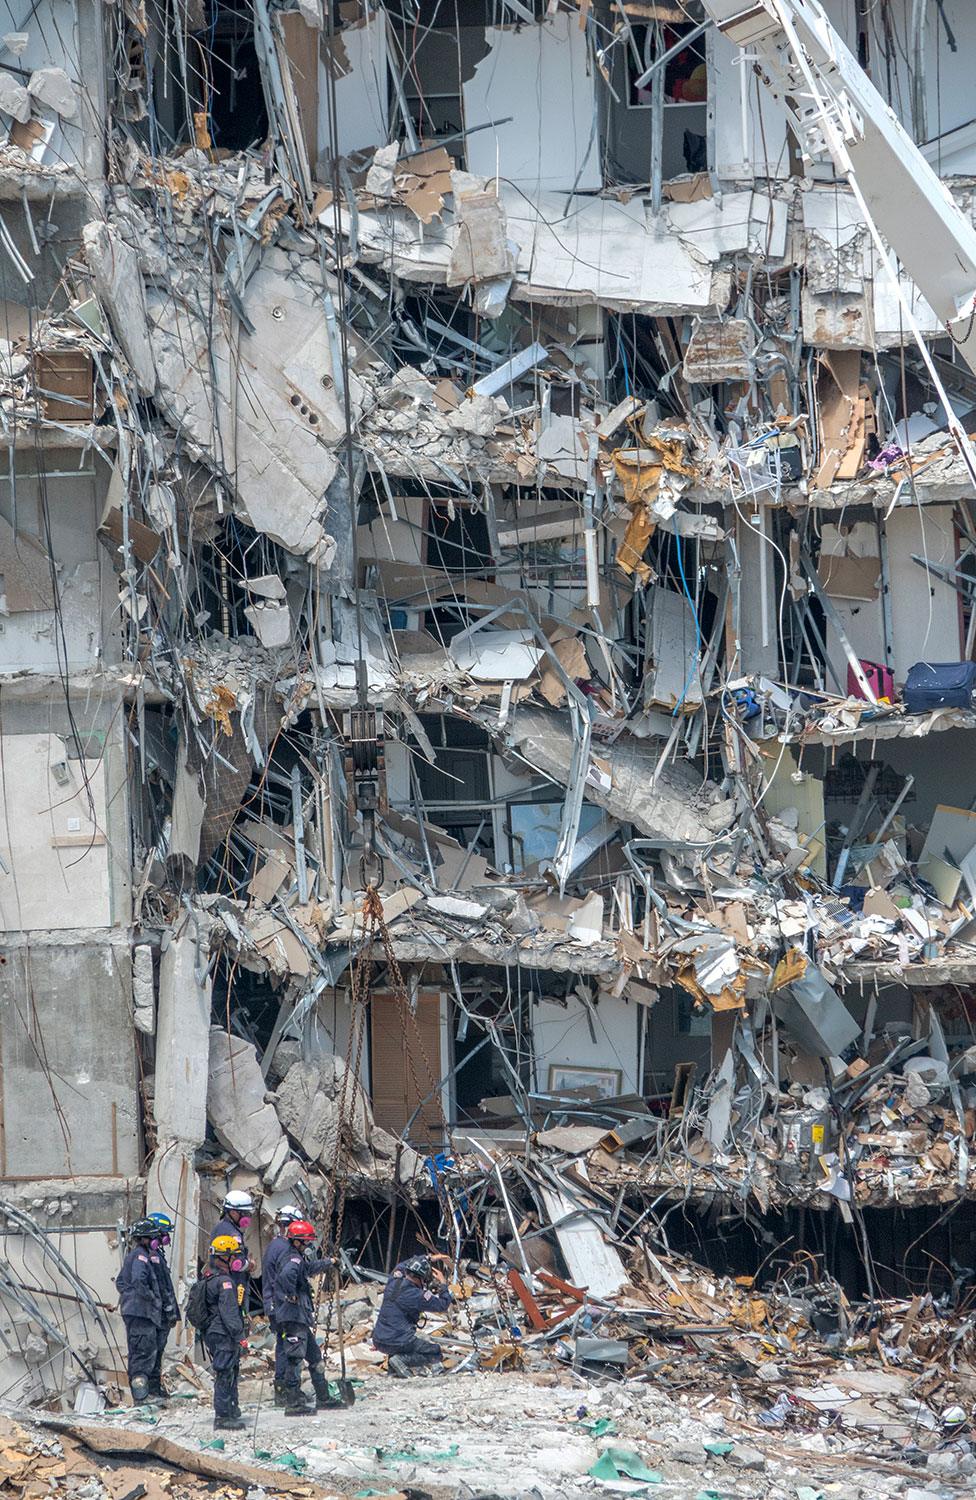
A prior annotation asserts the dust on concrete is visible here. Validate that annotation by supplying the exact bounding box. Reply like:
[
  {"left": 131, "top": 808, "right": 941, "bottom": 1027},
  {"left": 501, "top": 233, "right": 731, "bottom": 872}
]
[{"left": 47, "top": 1369, "right": 965, "bottom": 1500}]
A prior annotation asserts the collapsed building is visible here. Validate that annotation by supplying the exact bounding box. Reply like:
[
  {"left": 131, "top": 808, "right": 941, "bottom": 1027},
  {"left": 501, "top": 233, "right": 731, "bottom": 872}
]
[{"left": 4, "top": 0, "right": 976, "bottom": 1412}]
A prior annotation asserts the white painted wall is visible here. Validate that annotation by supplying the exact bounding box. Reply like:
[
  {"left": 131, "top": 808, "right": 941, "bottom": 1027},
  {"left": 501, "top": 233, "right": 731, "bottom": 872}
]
[
  {"left": 0, "top": 466, "right": 115, "bottom": 675},
  {"left": 870, "top": 0, "right": 976, "bottom": 173},
  {"left": 464, "top": 14, "right": 600, "bottom": 194},
  {"left": 707, "top": 26, "right": 790, "bottom": 180},
  {"left": 0, "top": 734, "right": 113, "bottom": 931},
  {"left": 886, "top": 505, "right": 961, "bottom": 678},
  {"left": 0, "top": 1226, "right": 125, "bottom": 1403},
  {"left": 532, "top": 992, "right": 640, "bottom": 1096},
  {"left": 318, "top": 6, "right": 389, "bottom": 164},
  {"left": 823, "top": 506, "right": 960, "bottom": 689}
]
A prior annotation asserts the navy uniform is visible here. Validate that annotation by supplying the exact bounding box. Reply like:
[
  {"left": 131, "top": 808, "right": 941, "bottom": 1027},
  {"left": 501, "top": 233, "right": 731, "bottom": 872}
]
[
  {"left": 203, "top": 1239, "right": 248, "bottom": 1431},
  {"left": 271, "top": 1222, "right": 335, "bottom": 1413},
  {"left": 145, "top": 1213, "right": 179, "bottom": 1400},
  {"left": 212, "top": 1213, "right": 250, "bottom": 1245},
  {"left": 116, "top": 1220, "right": 166, "bottom": 1404},
  {"left": 262, "top": 1219, "right": 299, "bottom": 1406},
  {"left": 372, "top": 1256, "right": 451, "bottom": 1374}
]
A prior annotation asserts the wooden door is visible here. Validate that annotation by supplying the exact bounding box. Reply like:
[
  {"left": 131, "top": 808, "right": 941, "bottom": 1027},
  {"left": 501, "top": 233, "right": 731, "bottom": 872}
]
[{"left": 370, "top": 990, "right": 444, "bottom": 1145}]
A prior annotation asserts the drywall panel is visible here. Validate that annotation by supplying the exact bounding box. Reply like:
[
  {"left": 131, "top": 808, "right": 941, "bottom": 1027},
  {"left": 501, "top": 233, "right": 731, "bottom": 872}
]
[
  {"left": 532, "top": 992, "right": 639, "bottom": 1096},
  {"left": 886, "top": 505, "right": 960, "bottom": 680},
  {"left": 464, "top": 14, "right": 600, "bottom": 193},
  {"left": 0, "top": 939, "right": 139, "bottom": 1177},
  {"left": 504, "top": 190, "right": 714, "bottom": 310},
  {"left": 824, "top": 593, "right": 885, "bottom": 694},
  {"left": 0, "top": 466, "right": 115, "bottom": 674},
  {"left": 645, "top": 583, "right": 703, "bottom": 710},
  {"left": 0, "top": 1223, "right": 128, "bottom": 1402},
  {"left": 317, "top": 6, "right": 388, "bottom": 163},
  {"left": 758, "top": 743, "right": 827, "bottom": 878},
  {"left": 0, "top": 734, "right": 112, "bottom": 931},
  {"left": 707, "top": 25, "right": 790, "bottom": 180}
]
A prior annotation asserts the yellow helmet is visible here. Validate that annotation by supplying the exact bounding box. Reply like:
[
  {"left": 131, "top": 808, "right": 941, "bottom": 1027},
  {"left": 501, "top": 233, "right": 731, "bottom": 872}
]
[{"left": 210, "top": 1234, "right": 242, "bottom": 1256}]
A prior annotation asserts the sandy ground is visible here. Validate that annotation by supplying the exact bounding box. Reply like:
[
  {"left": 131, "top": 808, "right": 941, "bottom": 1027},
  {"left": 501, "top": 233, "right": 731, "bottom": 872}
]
[{"left": 44, "top": 1367, "right": 972, "bottom": 1500}]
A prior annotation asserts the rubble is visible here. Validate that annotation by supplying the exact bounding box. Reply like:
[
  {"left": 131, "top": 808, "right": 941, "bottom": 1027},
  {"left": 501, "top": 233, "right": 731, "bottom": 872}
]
[{"left": 8, "top": 0, "right": 976, "bottom": 1465}]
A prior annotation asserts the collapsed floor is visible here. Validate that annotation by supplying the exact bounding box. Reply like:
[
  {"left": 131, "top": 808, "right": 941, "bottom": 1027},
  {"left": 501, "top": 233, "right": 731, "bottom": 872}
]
[{"left": 9, "top": 0, "right": 976, "bottom": 1441}]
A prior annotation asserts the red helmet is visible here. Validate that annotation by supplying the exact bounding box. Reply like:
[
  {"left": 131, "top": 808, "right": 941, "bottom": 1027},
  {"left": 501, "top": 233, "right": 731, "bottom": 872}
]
[{"left": 285, "top": 1219, "right": 316, "bottom": 1242}]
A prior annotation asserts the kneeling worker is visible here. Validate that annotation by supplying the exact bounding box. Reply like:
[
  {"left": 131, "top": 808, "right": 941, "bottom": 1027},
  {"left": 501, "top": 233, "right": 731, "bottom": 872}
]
[
  {"left": 204, "top": 1234, "right": 249, "bottom": 1431},
  {"left": 272, "top": 1219, "right": 336, "bottom": 1414},
  {"left": 372, "top": 1255, "right": 452, "bottom": 1376}
]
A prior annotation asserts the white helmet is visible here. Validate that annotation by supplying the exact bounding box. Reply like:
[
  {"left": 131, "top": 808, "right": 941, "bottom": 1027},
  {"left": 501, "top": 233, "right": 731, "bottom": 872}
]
[
  {"left": 223, "top": 1190, "right": 255, "bottom": 1212},
  {"left": 275, "top": 1204, "right": 302, "bottom": 1224}
]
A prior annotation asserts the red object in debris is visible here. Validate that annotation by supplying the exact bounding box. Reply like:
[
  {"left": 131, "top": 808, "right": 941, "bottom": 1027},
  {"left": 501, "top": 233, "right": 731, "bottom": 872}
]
[{"left": 847, "top": 660, "right": 895, "bottom": 702}]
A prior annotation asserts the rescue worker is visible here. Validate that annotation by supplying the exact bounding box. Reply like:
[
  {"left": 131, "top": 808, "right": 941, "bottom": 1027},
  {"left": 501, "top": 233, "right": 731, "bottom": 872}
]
[
  {"left": 204, "top": 1234, "right": 249, "bottom": 1431},
  {"left": 116, "top": 1218, "right": 168, "bottom": 1405},
  {"left": 213, "top": 1189, "right": 255, "bottom": 1250},
  {"left": 271, "top": 1219, "right": 336, "bottom": 1414},
  {"left": 372, "top": 1254, "right": 452, "bottom": 1377},
  {"left": 261, "top": 1204, "right": 303, "bottom": 1408},
  {"left": 145, "top": 1212, "right": 179, "bottom": 1400}
]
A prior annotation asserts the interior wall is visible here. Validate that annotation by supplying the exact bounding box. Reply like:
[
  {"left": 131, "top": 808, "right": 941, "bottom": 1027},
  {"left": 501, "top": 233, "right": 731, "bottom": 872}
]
[
  {"left": 0, "top": 733, "right": 117, "bottom": 931},
  {"left": 0, "top": 460, "right": 117, "bottom": 674},
  {"left": 707, "top": 25, "right": 790, "bottom": 180},
  {"left": 865, "top": 0, "right": 976, "bottom": 172},
  {"left": 463, "top": 13, "right": 600, "bottom": 193},
  {"left": 831, "top": 728, "right": 976, "bottom": 849},
  {"left": 317, "top": 5, "right": 388, "bottom": 166},
  {"left": 531, "top": 991, "right": 640, "bottom": 1096},
  {"left": 0, "top": 0, "right": 84, "bottom": 169},
  {"left": 823, "top": 506, "right": 959, "bottom": 687},
  {"left": 0, "top": 938, "right": 140, "bottom": 1178}
]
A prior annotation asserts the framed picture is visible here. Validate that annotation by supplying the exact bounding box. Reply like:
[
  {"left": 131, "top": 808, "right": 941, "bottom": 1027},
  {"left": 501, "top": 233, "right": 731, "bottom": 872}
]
[{"left": 547, "top": 1065, "right": 623, "bottom": 1099}]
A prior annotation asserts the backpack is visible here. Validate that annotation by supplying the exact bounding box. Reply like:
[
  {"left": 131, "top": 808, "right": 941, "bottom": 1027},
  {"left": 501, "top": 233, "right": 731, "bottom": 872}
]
[{"left": 184, "top": 1274, "right": 212, "bottom": 1332}]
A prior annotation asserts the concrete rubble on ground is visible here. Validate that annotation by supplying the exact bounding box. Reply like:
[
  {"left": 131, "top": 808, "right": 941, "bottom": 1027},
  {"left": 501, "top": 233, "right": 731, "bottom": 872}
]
[{"left": 7, "top": 1, "right": 976, "bottom": 1478}]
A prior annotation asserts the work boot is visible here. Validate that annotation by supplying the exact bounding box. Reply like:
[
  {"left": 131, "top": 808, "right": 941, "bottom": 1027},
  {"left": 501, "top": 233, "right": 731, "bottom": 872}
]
[
  {"left": 130, "top": 1374, "right": 151, "bottom": 1405},
  {"left": 283, "top": 1384, "right": 314, "bottom": 1415},
  {"left": 273, "top": 1381, "right": 289, "bottom": 1409},
  {"left": 214, "top": 1416, "right": 246, "bottom": 1431},
  {"left": 311, "top": 1373, "right": 341, "bottom": 1411},
  {"left": 387, "top": 1355, "right": 412, "bottom": 1379},
  {"left": 148, "top": 1381, "right": 170, "bottom": 1402}
]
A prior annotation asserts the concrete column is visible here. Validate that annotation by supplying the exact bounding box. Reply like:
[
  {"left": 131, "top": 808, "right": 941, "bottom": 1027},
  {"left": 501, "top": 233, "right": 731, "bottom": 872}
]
[
  {"left": 147, "top": 923, "right": 211, "bottom": 1291},
  {"left": 154, "top": 924, "right": 211, "bottom": 1143}
]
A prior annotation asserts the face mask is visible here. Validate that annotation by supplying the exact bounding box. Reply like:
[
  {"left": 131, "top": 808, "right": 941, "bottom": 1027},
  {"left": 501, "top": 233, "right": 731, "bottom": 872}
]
[
  {"left": 149, "top": 1238, "right": 160, "bottom": 1250},
  {"left": 229, "top": 1256, "right": 245, "bottom": 1273},
  {"left": 301, "top": 1245, "right": 317, "bottom": 1263},
  {"left": 159, "top": 1233, "right": 171, "bottom": 1246},
  {"left": 236, "top": 1214, "right": 252, "bottom": 1229}
]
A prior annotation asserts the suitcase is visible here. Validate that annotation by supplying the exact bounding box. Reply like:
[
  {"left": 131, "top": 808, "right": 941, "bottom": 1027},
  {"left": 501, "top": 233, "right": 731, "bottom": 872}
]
[
  {"left": 903, "top": 660, "right": 976, "bottom": 712},
  {"left": 847, "top": 659, "right": 895, "bottom": 702}
]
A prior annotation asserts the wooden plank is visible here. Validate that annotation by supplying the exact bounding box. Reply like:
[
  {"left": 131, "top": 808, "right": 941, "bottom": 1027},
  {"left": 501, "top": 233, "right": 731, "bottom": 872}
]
[
  {"left": 507, "top": 1267, "right": 547, "bottom": 1330},
  {"left": 536, "top": 1269, "right": 587, "bottom": 1301}
]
